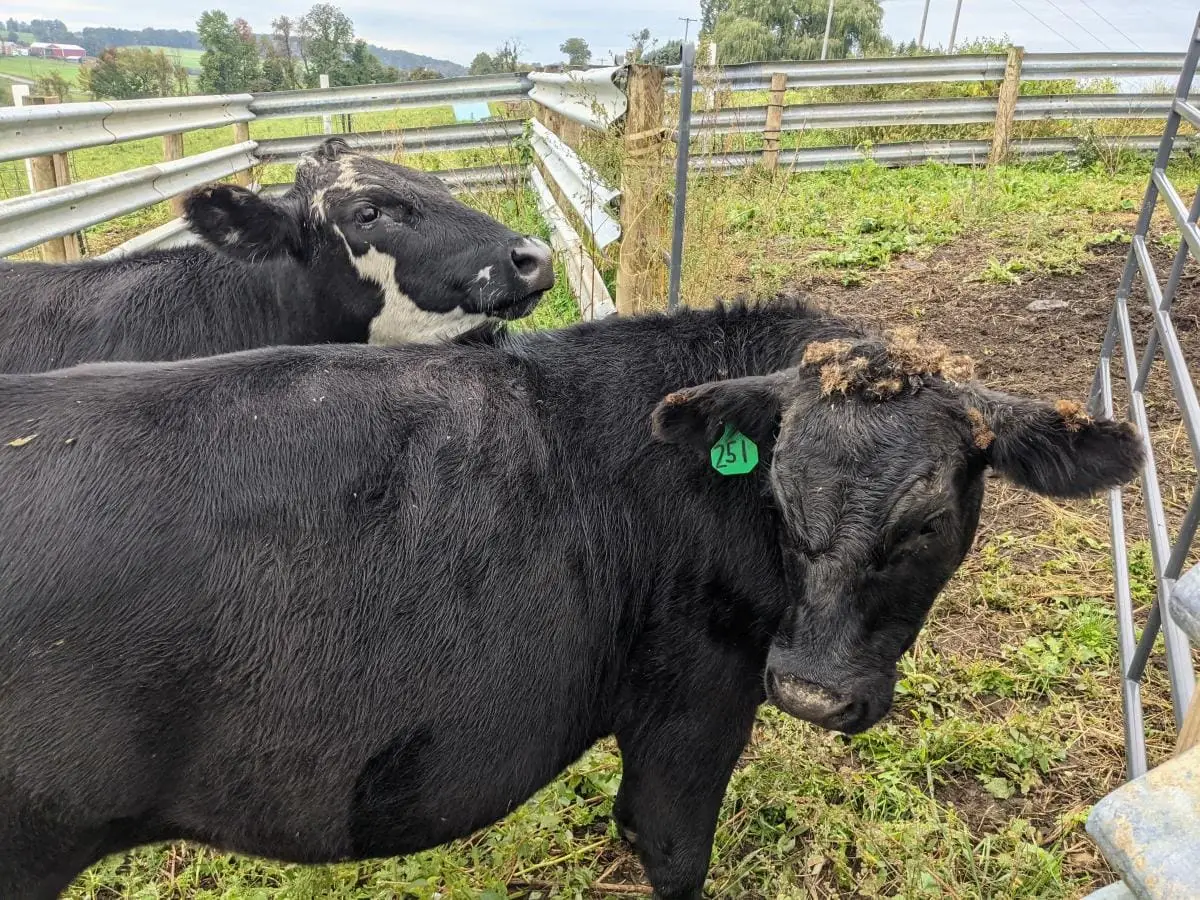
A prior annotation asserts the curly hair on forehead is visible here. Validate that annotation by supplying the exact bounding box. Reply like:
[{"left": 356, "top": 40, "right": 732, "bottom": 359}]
[{"left": 800, "top": 327, "right": 975, "bottom": 401}]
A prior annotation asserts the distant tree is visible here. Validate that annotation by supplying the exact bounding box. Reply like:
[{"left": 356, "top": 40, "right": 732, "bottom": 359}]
[
  {"left": 345, "top": 39, "right": 399, "bottom": 84},
  {"left": 197, "top": 10, "right": 261, "bottom": 93},
  {"left": 407, "top": 66, "right": 442, "bottom": 81},
  {"left": 7, "top": 31, "right": 19, "bottom": 44},
  {"left": 559, "top": 37, "right": 590, "bottom": 66},
  {"left": 29, "top": 19, "right": 75, "bottom": 43},
  {"left": 701, "top": 0, "right": 730, "bottom": 33},
  {"left": 711, "top": 0, "right": 884, "bottom": 63},
  {"left": 298, "top": 3, "right": 355, "bottom": 86},
  {"left": 34, "top": 71, "right": 71, "bottom": 100},
  {"left": 643, "top": 39, "right": 683, "bottom": 65},
  {"left": 79, "top": 47, "right": 183, "bottom": 99},
  {"left": 469, "top": 51, "right": 496, "bottom": 75},
  {"left": 628, "top": 28, "right": 653, "bottom": 61},
  {"left": 492, "top": 38, "right": 526, "bottom": 73}
]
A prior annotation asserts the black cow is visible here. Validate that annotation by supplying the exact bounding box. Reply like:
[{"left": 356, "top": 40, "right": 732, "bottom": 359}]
[
  {"left": 0, "top": 137, "right": 554, "bottom": 373},
  {"left": 0, "top": 299, "right": 1140, "bottom": 899}
]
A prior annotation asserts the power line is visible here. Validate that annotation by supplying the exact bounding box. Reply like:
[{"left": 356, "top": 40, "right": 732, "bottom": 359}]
[
  {"left": 1043, "top": 0, "right": 1114, "bottom": 50},
  {"left": 1077, "top": 0, "right": 1146, "bottom": 51},
  {"left": 1006, "top": 0, "right": 1083, "bottom": 51}
]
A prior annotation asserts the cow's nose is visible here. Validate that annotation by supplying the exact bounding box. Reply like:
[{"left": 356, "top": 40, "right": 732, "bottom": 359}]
[
  {"left": 510, "top": 239, "right": 554, "bottom": 292},
  {"left": 767, "top": 672, "right": 856, "bottom": 727}
]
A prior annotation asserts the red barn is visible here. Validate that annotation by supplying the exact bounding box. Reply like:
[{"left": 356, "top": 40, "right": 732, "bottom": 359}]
[{"left": 29, "top": 42, "right": 86, "bottom": 61}]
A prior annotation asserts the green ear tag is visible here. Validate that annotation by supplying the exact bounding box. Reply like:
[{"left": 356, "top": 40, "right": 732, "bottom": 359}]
[{"left": 710, "top": 424, "right": 759, "bottom": 476}]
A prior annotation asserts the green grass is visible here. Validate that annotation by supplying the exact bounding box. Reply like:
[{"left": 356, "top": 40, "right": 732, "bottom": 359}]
[{"left": 0, "top": 54, "right": 85, "bottom": 85}]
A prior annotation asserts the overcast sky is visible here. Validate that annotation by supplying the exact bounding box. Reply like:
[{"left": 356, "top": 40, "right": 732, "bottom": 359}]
[{"left": 7, "top": 0, "right": 1197, "bottom": 66}]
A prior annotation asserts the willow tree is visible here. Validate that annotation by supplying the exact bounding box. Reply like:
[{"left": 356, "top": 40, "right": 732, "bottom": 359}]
[{"left": 711, "top": 0, "right": 885, "bottom": 64}]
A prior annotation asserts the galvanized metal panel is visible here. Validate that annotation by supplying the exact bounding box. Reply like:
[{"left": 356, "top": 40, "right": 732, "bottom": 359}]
[
  {"left": 691, "top": 135, "right": 1174, "bottom": 173},
  {"left": 1086, "top": 747, "right": 1200, "bottom": 898},
  {"left": 256, "top": 120, "right": 527, "bottom": 163},
  {"left": 0, "top": 141, "right": 258, "bottom": 259},
  {"left": 1174, "top": 563, "right": 1200, "bottom": 645},
  {"left": 529, "top": 119, "right": 620, "bottom": 249},
  {"left": 692, "top": 52, "right": 1185, "bottom": 92},
  {"left": 528, "top": 67, "right": 627, "bottom": 130},
  {"left": 248, "top": 73, "right": 531, "bottom": 120},
  {"left": 688, "top": 94, "right": 1183, "bottom": 137},
  {"left": 530, "top": 165, "right": 615, "bottom": 320},
  {"left": 0, "top": 94, "right": 254, "bottom": 162}
]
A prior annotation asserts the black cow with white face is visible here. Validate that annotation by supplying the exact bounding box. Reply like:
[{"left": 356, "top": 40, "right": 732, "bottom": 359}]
[
  {"left": 0, "top": 138, "right": 553, "bottom": 373},
  {"left": 0, "top": 299, "right": 1140, "bottom": 899}
]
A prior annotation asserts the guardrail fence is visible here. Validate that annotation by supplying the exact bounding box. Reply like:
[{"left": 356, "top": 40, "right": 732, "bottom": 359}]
[{"left": 0, "top": 49, "right": 1193, "bottom": 321}]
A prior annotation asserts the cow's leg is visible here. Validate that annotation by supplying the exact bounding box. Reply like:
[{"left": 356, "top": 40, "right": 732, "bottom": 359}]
[
  {"left": 0, "top": 806, "right": 124, "bottom": 900},
  {"left": 613, "top": 694, "right": 758, "bottom": 900}
]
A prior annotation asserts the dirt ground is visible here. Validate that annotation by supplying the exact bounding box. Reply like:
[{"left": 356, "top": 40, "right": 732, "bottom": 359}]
[{"left": 793, "top": 235, "right": 1200, "bottom": 893}]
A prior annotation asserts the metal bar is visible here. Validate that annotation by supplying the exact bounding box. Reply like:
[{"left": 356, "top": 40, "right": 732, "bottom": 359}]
[
  {"left": 1099, "top": 317, "right": 1149, "bottom": 779},
  {"left": 667, "top": 42, "right": 695, "bottom": 312},
  {"left": 1113, "top": 292, "right": 1197, "bottom": 724},
  {"left": 97, "top": 216, "right": 197, "bottom": 259},
  {"left": 701, "top": 52, "right": 1185, "bottom": 92},
  {"left": 1152, "top": 169, "right": 1200, "bottom": 260},
  {"left": 529, "top": 118, "right": 620, "bottom": 249},
  {"left": 0, "top": 141, "right": 258, "bottom": 259},
  {"left": 0, "top": 93, "right": 255, "bottom": 162},
  {"left": 259, "top": 164, "right": 524, "bottom": 198},
  {"left": 1176, "top": 98, "right": 1200, "bottom": 131},
  {"left": 691, "top": 135, "right": 1183, "bottom": 173},
  {"left": 256, "top": 120, "right": 527, "bottom": 163},
  {"left": 248, "top": 73, "right": 532, "bottom": 120},
  {"left": 1134, "top": 187, "right": 1200, "bottom": 393}
]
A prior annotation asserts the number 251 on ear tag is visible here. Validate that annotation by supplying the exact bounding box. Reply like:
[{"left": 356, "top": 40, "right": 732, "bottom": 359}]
[{"left": 710, "top": 424, "right": 759, "bottom": 475}]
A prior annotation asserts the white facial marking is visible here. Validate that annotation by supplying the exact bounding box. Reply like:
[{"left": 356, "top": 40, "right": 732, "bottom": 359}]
[
  {"left": 221, "top": 228, "right": 242, "bottom": 246},
  {"left": 474, "top": 265, "right": 494, "bottom": 285},
  {"left": 333, "top": 224, "right": 489, "bottom": 344},
  {"left": 310, "top": 157, "right": 370, "bottom": 223}
]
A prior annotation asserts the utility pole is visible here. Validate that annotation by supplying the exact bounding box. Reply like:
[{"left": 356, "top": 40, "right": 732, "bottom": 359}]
[
  {"left": 679, "top": 16, "right": 697, "bottom": 45},
  {"left": 918, "top": 0, "right": 932, "bottom": 49},
  {"left": 948, "top": 0, "right": 965, "bottom": 53},
  {"left": 821, "top": 0, "right": 835, "bottom": 60}
]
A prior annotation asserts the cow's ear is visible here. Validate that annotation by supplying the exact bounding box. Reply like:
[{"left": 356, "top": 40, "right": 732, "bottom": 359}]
[
  {"left": 184, "top": 184, "right": 304, "bottom": 262},
  {"left": 652, "top": 373, "right": 783, "bottom": 453},
  {"left": 963, "top": 385, "right": 1142, "bottom": 498}
]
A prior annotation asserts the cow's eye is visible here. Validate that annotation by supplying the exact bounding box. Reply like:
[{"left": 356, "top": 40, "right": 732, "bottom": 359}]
[{"left": 355, "top": 205, "right": 380, "bottom": 225}]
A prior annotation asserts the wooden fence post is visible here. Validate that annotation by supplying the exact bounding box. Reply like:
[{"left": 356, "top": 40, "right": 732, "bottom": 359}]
[
  {"left": 989, "top": 46, "right": 1025, "bottom": 167},
  {"left": 26, "top": 95, "right": 73, "bottom": 262},
  {"left": 232, "top": 122, "right": 252, "bottom": 187},
  {"left": 615, "top": 64, "right": 668, "bottom": 316},
  {"left": 162, "top": 132, "right": 186, "bottom": 217},
  {"left": 763, "top": 72, "right": 787, "bottom": 173}
]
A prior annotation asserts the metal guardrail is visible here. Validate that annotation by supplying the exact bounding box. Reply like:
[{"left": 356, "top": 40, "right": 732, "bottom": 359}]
[
  {"left": 528, "top": 67, "right": 627, "bottom": 130},
  {"left": 530, "top": 165, "right": 615, "bottom": 320},
  {"left": 529, "top": 118, "right": 620, "bottom": 248},
  {"left": 0, "top": 94, "right": 254, "bottom": 161},
  {"left": 677, "top": 52, "right": 1186, "bottom": 92},
  {"left": 255, "top": 120, "right": 527, "bottom": 163},
  {"left": 1087, "top": 16, "right": 1200, "bottom": 784},
  {"left": 690, "top": 135, "right": 1175, "bottom": 174},
  {"left": 686, "top": 94, "right": 1186, "bottom": 135},
  {"left": 0, "top": 141, "right": 258, "bottom": 258},
  {"left": 247, "top": 73, "right": 531, "bottom": 119},
  {"left": 258, "top": 163, "right": 524, "bottom": 198}
]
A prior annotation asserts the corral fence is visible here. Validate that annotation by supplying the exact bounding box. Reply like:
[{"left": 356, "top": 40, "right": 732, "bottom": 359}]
[
  {"left": 1079, "top": 12, "right": 1200, "bottom": 899},
  {"left": 0, "top": 49, "right": 1194, "bottom": 323}
]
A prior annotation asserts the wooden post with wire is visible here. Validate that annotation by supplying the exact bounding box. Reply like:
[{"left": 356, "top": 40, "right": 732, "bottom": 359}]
[
  {"left": 233, "top": 122, "right": 252, "bottom": 187},
  {"left": 161, "top": 131, "right": 186, "bottom": 217},
  {"left": 26, "top": 95, "right": 79, "bottom": 262},
  {"left": 763, "top": 72, "right": 787, "bottom": 173},
  {"left": 615, "top": 64, "right": 668, "bottom": 315},
  {"left": 989, "top": 46, "right": 1025, "bottom": 167}
]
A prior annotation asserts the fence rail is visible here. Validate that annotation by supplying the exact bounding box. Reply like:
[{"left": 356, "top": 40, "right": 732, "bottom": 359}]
[
  {"left": 687, "top": 93, "right": 1190, "bottom": 135},
  {"left": 255, "top": 120, "right": 527, "bottom": 164},
  {"left": 670, "top": 52, "right": 1186, "bottom": 91},
  {"left": 246, "top": 73, "right": 531, "bottom": 119}
]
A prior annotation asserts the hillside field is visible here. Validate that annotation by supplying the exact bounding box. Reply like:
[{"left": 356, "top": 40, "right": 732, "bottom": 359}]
[{"left": 35, "top": 141, "right": 1199, "bottom": 898}]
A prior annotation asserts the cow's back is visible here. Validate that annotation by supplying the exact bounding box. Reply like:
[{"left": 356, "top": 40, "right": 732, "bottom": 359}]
[
  {"left": 0, "top": 249, "right": 302, "bottom": 372},
  {"left": 0, "top": 345, "right": 614, "bottom": 861}
]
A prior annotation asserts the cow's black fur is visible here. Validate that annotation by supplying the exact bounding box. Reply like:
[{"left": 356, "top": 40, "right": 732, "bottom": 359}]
[
  {"left": 0, "top": 138, "right": 554, "bottom": 374},
  {"left": 0, "top": 299, "right": 1141, "bottom": 899}
]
